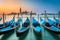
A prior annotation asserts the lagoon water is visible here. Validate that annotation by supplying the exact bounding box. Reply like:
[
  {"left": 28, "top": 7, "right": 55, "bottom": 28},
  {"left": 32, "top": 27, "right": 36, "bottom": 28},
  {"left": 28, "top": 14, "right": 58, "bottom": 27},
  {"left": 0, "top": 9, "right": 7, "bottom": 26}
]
[{"left": 0, "top": 14, "right": 60, "bottom": 40}]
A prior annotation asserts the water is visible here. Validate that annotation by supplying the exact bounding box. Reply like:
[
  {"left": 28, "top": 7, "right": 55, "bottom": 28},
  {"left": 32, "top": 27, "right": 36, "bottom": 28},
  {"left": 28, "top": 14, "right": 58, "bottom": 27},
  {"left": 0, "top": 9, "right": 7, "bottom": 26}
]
[{"left": 0, "top": 14, "right": 60, "bottom": 40}]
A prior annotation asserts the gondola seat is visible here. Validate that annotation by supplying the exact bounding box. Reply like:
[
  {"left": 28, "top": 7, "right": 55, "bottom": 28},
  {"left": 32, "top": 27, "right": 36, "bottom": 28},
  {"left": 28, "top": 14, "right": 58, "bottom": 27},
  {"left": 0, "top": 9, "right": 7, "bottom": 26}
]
[{"left": 33, "top": 26, "right": 41, "bottom": 32}]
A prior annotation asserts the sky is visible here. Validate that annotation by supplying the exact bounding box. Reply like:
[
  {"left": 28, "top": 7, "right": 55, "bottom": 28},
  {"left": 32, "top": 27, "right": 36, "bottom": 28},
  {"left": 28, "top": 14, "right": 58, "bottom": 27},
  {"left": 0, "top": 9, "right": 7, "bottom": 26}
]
[{"left": 0, "top": 0, "right": 60, "bottom": 14}]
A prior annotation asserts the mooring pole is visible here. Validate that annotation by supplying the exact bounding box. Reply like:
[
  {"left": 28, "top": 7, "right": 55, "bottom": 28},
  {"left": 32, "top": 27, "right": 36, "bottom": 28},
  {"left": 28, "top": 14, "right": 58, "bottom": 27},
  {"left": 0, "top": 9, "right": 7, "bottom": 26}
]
[
  {"left": 3, "top": 12, "right": 5, "bottom": 24},
  {"left": 38, "top": 14, "right": 39, "bottom": 22},
  {"left": 18, "top": 13, "right": 19, "bottom": 18},
  {"left": 20, "top": 8, "right": 21, "bottom": 18},
  {"left": 44, "top": 10, "right": 47, "bottom": 22},
  {"left": 30, "top": 11, "right": 32, "bottom": 28},
  {"left": 20, "top": 8, "right": 22, "bottom": 28},
  {"left": 58, "top": 11, "right": 60, "bottom": 20},
  {"left": 44, "top": 10, "right": 47, "bottom": 33},
  {"left": 13, "top": 13, "right": 15, "bottom": 25},
  {"left": 5, "top": 14, "right": 6, "bottom": 20}
]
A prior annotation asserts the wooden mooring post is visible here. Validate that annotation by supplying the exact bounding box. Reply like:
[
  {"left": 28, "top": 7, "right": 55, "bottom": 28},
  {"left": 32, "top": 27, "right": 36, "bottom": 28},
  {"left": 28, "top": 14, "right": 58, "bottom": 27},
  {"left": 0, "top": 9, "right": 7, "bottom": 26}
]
[{"left": 3, "top": 12, "right": 5, "bottom": 24}]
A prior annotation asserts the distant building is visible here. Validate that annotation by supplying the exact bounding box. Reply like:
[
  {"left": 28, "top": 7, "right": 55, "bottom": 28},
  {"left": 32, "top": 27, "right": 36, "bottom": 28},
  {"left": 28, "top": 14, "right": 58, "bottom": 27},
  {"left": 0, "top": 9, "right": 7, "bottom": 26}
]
[
  {"left": 10, "top": 12, "right": 17, "bottom": 15},
  {"left": 30, "top": 11, "right": 36, "bottom": 15},
  {"left": 20, "top": 11, "right": 29, "bottom": 15},
  {"left": 41, "top": 13, "right": 57, "bottom": 15},
  {"left": 19, "top": 8, "right": 36, "bottom": 15},
  {"left": 30, "top": 13, "right": 36, "bottom": 15}
]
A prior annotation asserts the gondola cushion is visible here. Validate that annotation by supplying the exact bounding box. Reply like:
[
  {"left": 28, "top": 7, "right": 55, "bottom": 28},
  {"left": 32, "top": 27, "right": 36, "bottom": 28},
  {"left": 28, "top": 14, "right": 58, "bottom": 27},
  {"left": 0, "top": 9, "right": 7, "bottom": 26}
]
[
  {"left": 22, "top": 22, "right": 30, "bottom": 27},
  {"left": 45, "top": 22, "right": 51, "bottom": 27},
  {"left": 50, "top": 26, "right": 60, "bottom": 31},
  {"left": 33, "top": 22, "right": 40, "bottom": 27},
  {"left": 18, "top": 27, "right": 26, "bottom": 31},
  {"left": 34, "top": 26, "right": 41, "bottom": 32}
]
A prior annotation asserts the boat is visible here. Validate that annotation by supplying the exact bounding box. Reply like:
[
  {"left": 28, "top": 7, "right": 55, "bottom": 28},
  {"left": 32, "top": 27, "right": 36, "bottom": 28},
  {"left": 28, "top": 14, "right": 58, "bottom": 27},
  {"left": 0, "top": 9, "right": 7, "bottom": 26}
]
[
  {"left": 0, "top": 18, "right": 21, "bottom": 35},
  {"left": 16, "top": 17, "right": 30, "bottom": 37},
  {"left": 0, "top": 18, "right": 14, "bottom": 29},
  {"left": 32, "top": 18, "right": 42, "bottom": 35},
  {"left": 44, "top": 18, "right": 60, "bottom": 34}
]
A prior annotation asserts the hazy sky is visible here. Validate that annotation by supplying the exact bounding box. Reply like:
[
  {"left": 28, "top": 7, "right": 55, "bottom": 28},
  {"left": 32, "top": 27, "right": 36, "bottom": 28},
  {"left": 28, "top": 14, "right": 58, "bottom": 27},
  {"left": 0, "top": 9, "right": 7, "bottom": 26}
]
[{"left": 0, "top": 0, "right": 60, "bottom": 14}]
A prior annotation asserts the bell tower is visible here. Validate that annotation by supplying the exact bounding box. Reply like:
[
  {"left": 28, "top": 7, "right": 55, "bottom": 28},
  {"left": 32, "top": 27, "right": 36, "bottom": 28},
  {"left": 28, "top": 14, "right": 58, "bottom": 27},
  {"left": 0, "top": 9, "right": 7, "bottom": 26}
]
[{"left": 20, "top": 8, "right": 21, "bottom": 13}]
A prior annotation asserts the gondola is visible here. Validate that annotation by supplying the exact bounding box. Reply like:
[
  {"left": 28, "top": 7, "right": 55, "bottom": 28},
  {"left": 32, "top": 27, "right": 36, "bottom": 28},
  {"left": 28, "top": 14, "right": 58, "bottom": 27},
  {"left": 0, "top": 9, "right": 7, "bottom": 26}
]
[
  {"left": 0, "top": 18, "right": 21, "bottom": 35},
  {"left": 0, "top": 18, "right": 14, "bottom": 29},
  {"left": 32, "top": 18, "right": 42, "bottom": 35},
  {"left": 16, "top": 17, "right": 30, "bottom": 37},
  {"left": 44, "top": 18, "right": 60, "bottom": 34}
]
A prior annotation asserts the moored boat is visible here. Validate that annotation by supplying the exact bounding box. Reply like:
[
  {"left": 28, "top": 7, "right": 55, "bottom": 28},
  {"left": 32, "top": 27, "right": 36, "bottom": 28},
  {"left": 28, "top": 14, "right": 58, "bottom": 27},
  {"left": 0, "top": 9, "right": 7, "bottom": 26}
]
[
  {"left": 16, "top": 17, "right": 30, "bottom": 37},
  {"left": 44, "top": 18, "right": 60, "bottom": 34},
  {"left": 0, "top": 18, "right": 21, "bottom": 35},
  {"left": 32, "top": 18, "right": 42, "bottom": 35}
]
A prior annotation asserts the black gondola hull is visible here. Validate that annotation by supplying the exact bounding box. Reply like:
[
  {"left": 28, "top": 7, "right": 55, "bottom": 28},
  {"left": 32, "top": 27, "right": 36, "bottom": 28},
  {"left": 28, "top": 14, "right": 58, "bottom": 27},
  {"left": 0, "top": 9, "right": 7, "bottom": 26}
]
[
  {"left": 33, "top": 28, "right": 41, "bottom": 36},
  {"left": 0, "top": 28, "right": 15, "bottom": 35},
  {"left": 16, "top": 27, "right": 29, "bottom": 37}
]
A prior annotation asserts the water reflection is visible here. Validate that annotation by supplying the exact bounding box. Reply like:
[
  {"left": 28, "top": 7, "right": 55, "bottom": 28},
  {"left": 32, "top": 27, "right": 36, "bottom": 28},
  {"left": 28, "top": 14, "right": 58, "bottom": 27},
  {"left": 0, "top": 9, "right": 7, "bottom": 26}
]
[
  {"left": 1, "top": 30, "right": 14, "bottom": 40},
  {"left": 34, "top": 32, "right": 42, "bottom": 40},
  {"left": 45, "top": 29, "right": 60, "bottom": 40},
  {"left": 18, "top": 30, "right": 29, "bottom": 40}
]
